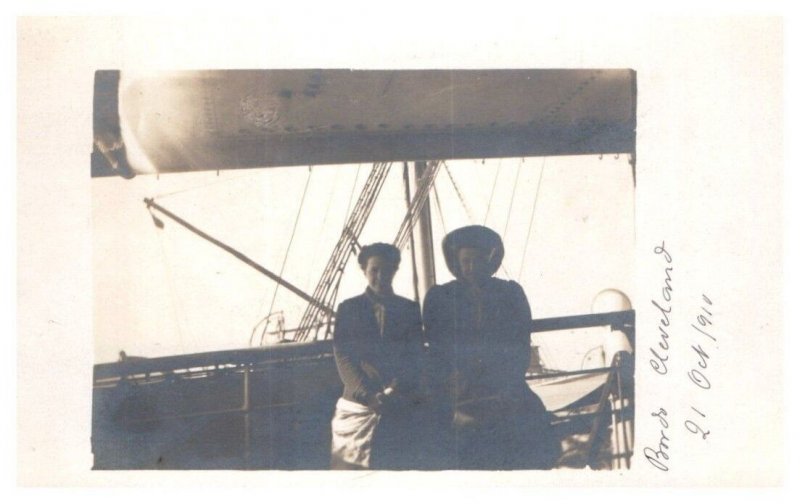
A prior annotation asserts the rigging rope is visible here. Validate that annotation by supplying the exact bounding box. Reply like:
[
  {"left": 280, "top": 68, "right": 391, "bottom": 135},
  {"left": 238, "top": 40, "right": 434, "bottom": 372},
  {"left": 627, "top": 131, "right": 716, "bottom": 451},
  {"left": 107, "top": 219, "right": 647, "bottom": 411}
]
[
  {"left": 518, "top": 158, "right": 547, "bottom": 280},
  {"left": 442, "top": 160, "right": 516, "bottom": 278},
  {"left": 294, "top": 162, "right": 393, "bottom": 342},
  {"left": 443, "top": 162, "right": 477, "bottom": 224},
  {"left": 393, "top": 160, "right": 442, "bottom": 250},
  {"left": 151, "top": 170, "right": 265, "bottom": 201},
  {"left": 501, "top": 159, "right": 523, "bottom": 242},
  {"left": 489, "top": 159, "right": 524, "bottom": 280},
  {"left": 482, "top": 160, "right": 502, "bottom": 225},
  {"left": 342, "top": 164, "right": 362, "bottom": 232},
  {"left": 305, "top": 169, "right": 339, "bottom": 293},
  {"left": 154, "top": 220, "right": 186, "bottom": 351},
  {"left": 255, "top": 166, "right": 313, "bottom": 346},
  {"left": 432, "top": 181, "right": 448, "bottom": 234}
]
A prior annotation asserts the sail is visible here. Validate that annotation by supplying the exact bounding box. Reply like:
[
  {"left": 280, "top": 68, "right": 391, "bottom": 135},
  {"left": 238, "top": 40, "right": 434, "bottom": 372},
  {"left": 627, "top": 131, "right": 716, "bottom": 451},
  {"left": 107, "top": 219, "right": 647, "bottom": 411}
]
[{"left": 92, "top": 69, "right": 636, "bottom": 177}]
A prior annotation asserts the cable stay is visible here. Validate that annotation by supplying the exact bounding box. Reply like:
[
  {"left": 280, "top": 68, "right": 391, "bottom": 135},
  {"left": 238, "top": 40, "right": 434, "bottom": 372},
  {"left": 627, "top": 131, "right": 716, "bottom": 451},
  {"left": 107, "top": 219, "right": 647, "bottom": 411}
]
[
  {"left": 443, "top": 162, "right": 477, "bottom": 225},
  {"left": 501, "top": 159, "right": 523, "bottom": 241},
  {"left": 482, "top": 159, "right": 502, "bottom": 225},
  {"left": 259, "top": 167, "right": 313, "bottom": 345},
  {"left": 150, "top": 170, "right": 265, "bottom": 202},
  {"left": 293, "top": 162, "right": 394, "bottom": 342},
  {"left": 304, "top": 167, "right": 343, "bottom": 294},
  {"left": 296, "top": 159, "right": 440, "bottom": 342},
  {"left": 152, "top": 212, "right": 187, "bottom": 351},
  {"left": 431, "top": 180, "right": 448, "bottom": 234},
  {"left": 518, "top": 158, "right": 547, "bottom": 280},
  {"left": 342, "top": 164, "right": 363, "bottom": 231}
]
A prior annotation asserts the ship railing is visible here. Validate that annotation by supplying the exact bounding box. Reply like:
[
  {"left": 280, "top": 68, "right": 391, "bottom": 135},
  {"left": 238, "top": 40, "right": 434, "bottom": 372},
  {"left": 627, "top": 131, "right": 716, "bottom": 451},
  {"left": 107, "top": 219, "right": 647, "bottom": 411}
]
[
  {"left": 92, "top": 309, "right": 634, "bottom": 469},
  {"left": 526, "top": 310, "right": 635, "bottom": 469}
]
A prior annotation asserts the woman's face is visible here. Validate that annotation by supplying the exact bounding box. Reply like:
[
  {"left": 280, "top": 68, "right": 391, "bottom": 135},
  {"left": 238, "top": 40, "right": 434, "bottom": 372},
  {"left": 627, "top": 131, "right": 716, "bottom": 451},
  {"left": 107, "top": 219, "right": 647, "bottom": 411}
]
[
  {"left": 363, "top": 255, "right": 397, "bottom": 296},
  {"left": 457, "top": 247, "right": 492, "bottom": 285}
]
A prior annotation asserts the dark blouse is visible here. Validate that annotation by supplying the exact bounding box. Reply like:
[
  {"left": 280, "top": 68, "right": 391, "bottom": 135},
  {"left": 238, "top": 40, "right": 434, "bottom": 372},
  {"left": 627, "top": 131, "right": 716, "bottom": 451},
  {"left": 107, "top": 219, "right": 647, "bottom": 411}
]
[
  {"left": 423, "top": 277, "right": 533, "bottom": 405},
  {"left": 422, "top": 278, "right": 558, "bottom": 469},
  {"left": 333, "top": 291, "right": 424, "bottom": 406}
]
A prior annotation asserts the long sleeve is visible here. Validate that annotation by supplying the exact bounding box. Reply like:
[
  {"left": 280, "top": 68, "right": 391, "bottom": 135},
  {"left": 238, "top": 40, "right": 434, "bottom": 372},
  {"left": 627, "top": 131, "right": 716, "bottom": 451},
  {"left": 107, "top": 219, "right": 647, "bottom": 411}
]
[
  {"left": 395, "top": 301, "right": 424, "bottom": 396},
  {"left": 333, "top": 301, "right": 381, "bottom": 404},
  {"left": 478, "top": 280, "right": 533, "bottom": 388},
  {"left": 504, "top": 280, "right": 533, "bottom": 380},
  {"left": 422, "top": 286, "right": 457, "bottom": 407}
]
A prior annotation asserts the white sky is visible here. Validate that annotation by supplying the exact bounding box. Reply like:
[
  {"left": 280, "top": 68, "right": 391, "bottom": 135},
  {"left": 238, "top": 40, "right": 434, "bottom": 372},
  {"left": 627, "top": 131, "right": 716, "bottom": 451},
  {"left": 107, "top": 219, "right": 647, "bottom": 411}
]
[{"left": 92, "top": 154, "right": 635, "bottom": 364}]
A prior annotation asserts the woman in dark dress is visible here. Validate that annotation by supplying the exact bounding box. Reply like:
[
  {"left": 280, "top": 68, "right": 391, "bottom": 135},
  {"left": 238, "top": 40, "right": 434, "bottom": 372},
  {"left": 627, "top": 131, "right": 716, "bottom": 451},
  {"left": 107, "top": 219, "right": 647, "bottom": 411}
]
[
  {"left": 423, "top": 226, "right": 560, "bottom": 470},
  {"left": 330, "top": 243, "right": 425, "bottom": 470}
]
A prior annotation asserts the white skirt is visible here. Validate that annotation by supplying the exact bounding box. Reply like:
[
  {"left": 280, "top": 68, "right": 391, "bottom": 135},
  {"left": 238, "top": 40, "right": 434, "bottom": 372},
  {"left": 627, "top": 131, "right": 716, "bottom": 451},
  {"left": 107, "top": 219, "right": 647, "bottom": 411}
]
[{"left": 330, "top": 398, "right": 380, "bottom": 469}]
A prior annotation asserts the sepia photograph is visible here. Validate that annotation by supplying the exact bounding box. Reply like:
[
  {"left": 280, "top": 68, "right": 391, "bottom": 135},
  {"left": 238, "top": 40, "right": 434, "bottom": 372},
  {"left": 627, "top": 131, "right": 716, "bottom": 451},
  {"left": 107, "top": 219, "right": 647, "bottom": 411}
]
[
  {"left": 90, "top": 69, "right": 636, "bottom": 470},
  {"left": 15, "top": 15, "right": 786, "bottom": 489}
]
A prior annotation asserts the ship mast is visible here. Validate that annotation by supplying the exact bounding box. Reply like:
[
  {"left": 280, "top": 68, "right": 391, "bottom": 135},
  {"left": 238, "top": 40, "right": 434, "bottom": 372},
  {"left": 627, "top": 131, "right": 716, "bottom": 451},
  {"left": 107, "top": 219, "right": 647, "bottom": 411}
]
[{"left": 410, "top": 161, "right": 437, "bottom": 297}]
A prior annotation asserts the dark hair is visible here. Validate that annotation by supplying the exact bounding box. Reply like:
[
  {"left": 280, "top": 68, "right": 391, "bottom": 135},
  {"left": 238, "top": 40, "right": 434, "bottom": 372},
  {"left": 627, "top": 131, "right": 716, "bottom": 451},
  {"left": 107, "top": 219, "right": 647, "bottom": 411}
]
[{"left": 358, "top": 242, "right": 401, "bottom": 270}]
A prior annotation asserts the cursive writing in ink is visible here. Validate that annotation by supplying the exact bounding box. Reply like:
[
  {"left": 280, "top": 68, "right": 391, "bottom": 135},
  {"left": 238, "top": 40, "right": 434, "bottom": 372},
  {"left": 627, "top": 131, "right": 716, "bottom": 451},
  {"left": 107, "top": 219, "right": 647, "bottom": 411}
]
[
  {"left": 643, "top": 408, "right": 670, "bottom": 471},
  {"left": 688, "top": 294, "right": 714, "bottom": 390},
  {"left": 649, "top": 242, "right": 673, "bottom": 375},
  {"left": 685, "top": 406, "right": 710, "bottom": 439}
]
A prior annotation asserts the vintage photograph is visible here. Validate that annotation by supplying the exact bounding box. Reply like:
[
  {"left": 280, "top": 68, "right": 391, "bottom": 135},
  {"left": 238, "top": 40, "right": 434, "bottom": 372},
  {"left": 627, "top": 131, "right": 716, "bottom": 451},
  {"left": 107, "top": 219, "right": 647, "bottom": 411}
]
[{"left": 90, "top": 69, "right": 637, "bottom": 470}]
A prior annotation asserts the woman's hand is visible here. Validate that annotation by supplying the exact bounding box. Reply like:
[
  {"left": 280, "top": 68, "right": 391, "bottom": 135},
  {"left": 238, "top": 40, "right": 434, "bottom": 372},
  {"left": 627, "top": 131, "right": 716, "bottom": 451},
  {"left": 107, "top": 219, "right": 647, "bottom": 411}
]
[{"left": 367, "top": 392, "right": 387, "bottom": 414}]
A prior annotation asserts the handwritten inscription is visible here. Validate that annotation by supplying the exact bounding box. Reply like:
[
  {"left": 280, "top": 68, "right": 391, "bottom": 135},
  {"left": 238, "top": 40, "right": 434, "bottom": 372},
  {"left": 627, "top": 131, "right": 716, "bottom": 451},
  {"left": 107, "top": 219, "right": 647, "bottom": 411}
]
[
  {"left": 645, "top": 243, "right": 718, "bottom": 473},
  {"left": 643, "top": 408, "right": 671, "bottom": 471},
  {"left": 649, "top": 242, "right": 673, "bottom": 375},
  {"left": 685, "top": 406, "right": 710, "bottom": 440},
  {"left": 684, "top": 295, "right": 715, "bottom": 440}
]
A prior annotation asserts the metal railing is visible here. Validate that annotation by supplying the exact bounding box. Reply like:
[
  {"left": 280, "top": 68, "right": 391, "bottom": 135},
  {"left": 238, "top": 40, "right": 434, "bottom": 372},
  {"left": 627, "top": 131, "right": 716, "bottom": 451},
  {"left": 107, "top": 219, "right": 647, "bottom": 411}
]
[
  {"left": 92, "top": 309, "right": 635, "bottom": 469},
  {"left": 526, "top": 310, "right": 635, "bottom": 469}
]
